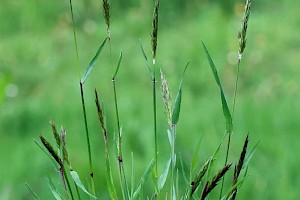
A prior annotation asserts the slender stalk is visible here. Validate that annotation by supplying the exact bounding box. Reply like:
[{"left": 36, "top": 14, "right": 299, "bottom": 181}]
[
  {"left": 170, "top": 124, "right": 176, "bottom": 200},
  {"left": 62, "top": 165, "right": 75, "bottom": 200},
  {"left": 68, "top": 0, "right": 80, "bottom": 74},
  {"left": 79, "top": 82, "right": 95, "bottom": 195},
  {"left": 112, "top": 77, "right": 126, "bottom": 199},
  {"left": 232, "top": 59, "right": 241, "bottom": 119},
  {"left": 152, "top": 66, "right": 158, "bottom": 178}
]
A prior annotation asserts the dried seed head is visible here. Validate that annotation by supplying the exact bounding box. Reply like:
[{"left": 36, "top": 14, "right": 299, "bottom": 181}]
[
  {"left": 102, "top": 0, "right": 110, "bottom": 38},
  {"left": 238, "top": 0, "right": 251, "bottom": 59},
  {"left": 160, "top": 69, "right": 172, "bottom": 127},
  {"left": 151, "top": 0, "right": 160, "bottom": 61}
]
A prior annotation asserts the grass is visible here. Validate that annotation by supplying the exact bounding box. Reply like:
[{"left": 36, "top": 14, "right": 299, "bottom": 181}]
[
  {"left": 1, "top": 0, "right": 300, "bottom": 199},
  {"left": 32, "top": 0, "right": 253, "bottom": 199}
]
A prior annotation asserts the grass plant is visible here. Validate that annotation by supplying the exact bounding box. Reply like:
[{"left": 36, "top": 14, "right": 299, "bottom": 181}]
[{"left": 30, "top": 0, "right": 257, "bottom": 199}]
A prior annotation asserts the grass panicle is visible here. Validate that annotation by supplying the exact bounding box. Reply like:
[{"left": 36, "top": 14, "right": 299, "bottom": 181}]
[
  {"left": 201, "top": 164, "right": 232, "bottom": 200},
  {"left": 232, "top": 0, "right": 252, "bottom": 117},
  {"left": 40, "top": 136, "right": 63, "bottom": 167},
  {"left": 160, "top": 69, "right": 172, "bottom": 127},
  {"left": 238, "top": 0, "right": 251, "bottom": 59},
  {"left": 189, "top": 158, "right": 211, "bottom": 197},
  {"left": 60, "top": 127, "right": 71, "bottom": 166},
  {"left": 95, "top": 89, "right": 118, "bottom": 199},
  {"left": 229, "top": 134, "right": 249, "bottom": 200},
  {"left": 151, "top": 0, "right": 160, "bottom": 64},
  {"left": 102, "top": 0, "right": 111, "bottom": 38},
  {"left": 49, "top": 120, "right": 60, "bottom": 148},
  {"left": 40, "top": 135, "right": 74, "bottom": 200}
]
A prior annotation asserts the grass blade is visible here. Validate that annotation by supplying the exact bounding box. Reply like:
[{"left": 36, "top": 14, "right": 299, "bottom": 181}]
[
  {"left": 171, "top": 60, "right": 190, "bottom": 125},
  {"left": 139, "top": 41, "right": 152, "bottom": 75},
  {"left": 202, "top": 42, "right": 232, "bottom": 134},
  {"left": 191, "top": 136, "right": 202, "bottom": 172},
  {"left": 158, "top": 157, "right": 171, "bottom": 191},
  {"left": 112, "top": 52, "right": 123, "bottom": 79},
  {"left": 81, "top": 37, "right": 108, "bottom": 84},
  {"left": 25, "top": 182, "right": 40, "bottom": 200},
  {"left": 46, "top": 178, "right": 62, "bottom": 200},
  {"left": 70, "top": 170, "right": 97, "bottom": 199},
  {"left": 133, "top": 159, "right": 155, "bottom": 199}
]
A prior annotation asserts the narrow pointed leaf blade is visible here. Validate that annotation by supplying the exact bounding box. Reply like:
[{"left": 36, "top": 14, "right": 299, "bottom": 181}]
[
  {"left": 202, "top": 42, "right": 233, "bottom": 134},
  {"left": 105, "top": 152, "right": 117, "bottom": 199},
  {"left": 70, "top": 170, "right": 97, "bottom": 199},
  {"left": 25, "top": 183, "right": 40, "bottom": 200},
  {"left": 191, "top": 136, "right": 202, "bottom": 172},
  {"left": 46, "top": 178, "right": 62, "bottom": 200},
  {"left": 112, "top": 52, "right": 123, "bottom": 79},
  {"left": 172, "top": 86, "right": 182, "bottom": 125},
  {"left": 81, "top": 37, "right": 108, "bottom": 84},
  {"left": 133, "top": 159, "right": 155, "bottom": 199},
  {"left": 139, "top": 40, "right": 152, "bottom": 74},
  {"left": 158, "top": 157, "right": 171, "bottom": 190}
]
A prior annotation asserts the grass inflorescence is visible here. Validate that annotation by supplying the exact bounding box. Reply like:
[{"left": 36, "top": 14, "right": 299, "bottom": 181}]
[{"left": 30, "top": 0, "right": 258, "bottom": 199}]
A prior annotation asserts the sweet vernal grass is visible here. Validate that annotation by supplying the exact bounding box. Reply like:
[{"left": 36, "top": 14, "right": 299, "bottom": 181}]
[{"left": 31, "top": 0, "right": 258, "bottom": 199}]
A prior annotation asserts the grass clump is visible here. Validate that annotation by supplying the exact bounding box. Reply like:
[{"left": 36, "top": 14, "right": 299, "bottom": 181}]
[{"left": 28, "top": 0, "right": 258, "bottom": 199}]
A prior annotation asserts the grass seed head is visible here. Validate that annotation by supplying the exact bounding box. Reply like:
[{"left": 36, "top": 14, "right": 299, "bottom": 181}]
[
  {"left": 60, "top": 127, "right": 71, "bottom": 166},
  {"left": 151, "top": 0, "right": 160, "bottom": 61},
  {"left": 102, "top": 0, "right": 110, "bottom": 38},
  {"left": 238, "top": 0, "right": 251, "bottom": 58},
  {"left": 50, "top": 120, "right": 61, "bottom": 148},
  {"left": 201, "top": 164, "right": 232, "bottom": 200},
  {"left": 160, "top": 69, "right": 172, "bottom": 127},
  {"left": 40, "top": 135, "right": 63, "bottom": 166}
]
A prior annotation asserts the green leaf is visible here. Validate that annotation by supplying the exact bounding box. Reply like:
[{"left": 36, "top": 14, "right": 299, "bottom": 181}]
[
  {"left": 171, "top": 60, "right": 190, "bottom": 125},
  {"left": 158, "top": 157, "right": 171, "bottom": 191},
  {"left": 46, "top": 177, "right": 62, "bottom": 200},
  {"left": 133, "top": 159, "right": 155, "bottom": 199},
  {"left": 112, "top": 52, "right": 123, "bottom": 79},
  {"left": 139, "top": 40, "right": 152, "bottom": 75},
  {"left": 207, "top": 143, "right": 222, "bottom": 180},
  {"left": 105, "top": 153, "right": 117, "bottom": 200},
  {"left": 70, "top": 170, "right": 97, "bottom": 199},
  {"left": 202, "top": 42, "right": 233, "bottom": 134},
  {"left": 131, "top": 153, "right": 135, "bottom": 199},
  {"left": 81, "top": 37, "right": 108, "bottom": 84},
  {"left": 191, "top": 136, "right": 203, "bottom": 172},
  {"left": 25, "top": 182, "right": 40, "bottom": 200},
  {"left": 222, "top": 176, "right": 246, "bottom": 200},
  {"left": 179, "top": 153, "right": 189, "bottom": 184},
  {"left": 172, "top": 86, "right": 182, "bottom": 125}
]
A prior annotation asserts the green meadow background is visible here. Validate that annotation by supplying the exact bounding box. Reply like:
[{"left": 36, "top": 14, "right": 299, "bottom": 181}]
[{"left": 1, "top": 0, "right": 300, "bottom": 199}]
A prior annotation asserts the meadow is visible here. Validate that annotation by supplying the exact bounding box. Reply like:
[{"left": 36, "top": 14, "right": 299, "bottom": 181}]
[{"left": 1, "top": 0, "right": 300, "bottom": 199}]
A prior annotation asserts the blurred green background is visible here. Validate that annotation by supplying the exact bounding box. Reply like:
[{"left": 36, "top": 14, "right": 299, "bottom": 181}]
[{"left": 1, "top": 0, "right": 300, "bottom": 199}]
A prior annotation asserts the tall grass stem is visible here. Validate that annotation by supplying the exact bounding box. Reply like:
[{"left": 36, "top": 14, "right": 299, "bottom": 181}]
[{"left": 79, "top": 82, "right": 95, "bottom": 195}]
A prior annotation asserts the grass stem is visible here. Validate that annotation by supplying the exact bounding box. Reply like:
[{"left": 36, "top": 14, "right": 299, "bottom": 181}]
[
  {"left": 152, "top": 67, "right": 158, "bottom": 179},
  {"left": 170, "top": 124, "right": 176, "bottom": 200},
  {"left": 79, "top": 81, "right": 95, "bottom": 196}
]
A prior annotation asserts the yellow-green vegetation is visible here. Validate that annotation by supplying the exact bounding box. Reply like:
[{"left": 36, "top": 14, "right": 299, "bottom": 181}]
[{"left": 1, "top": 0, "right": 300, "bottom": 199}]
